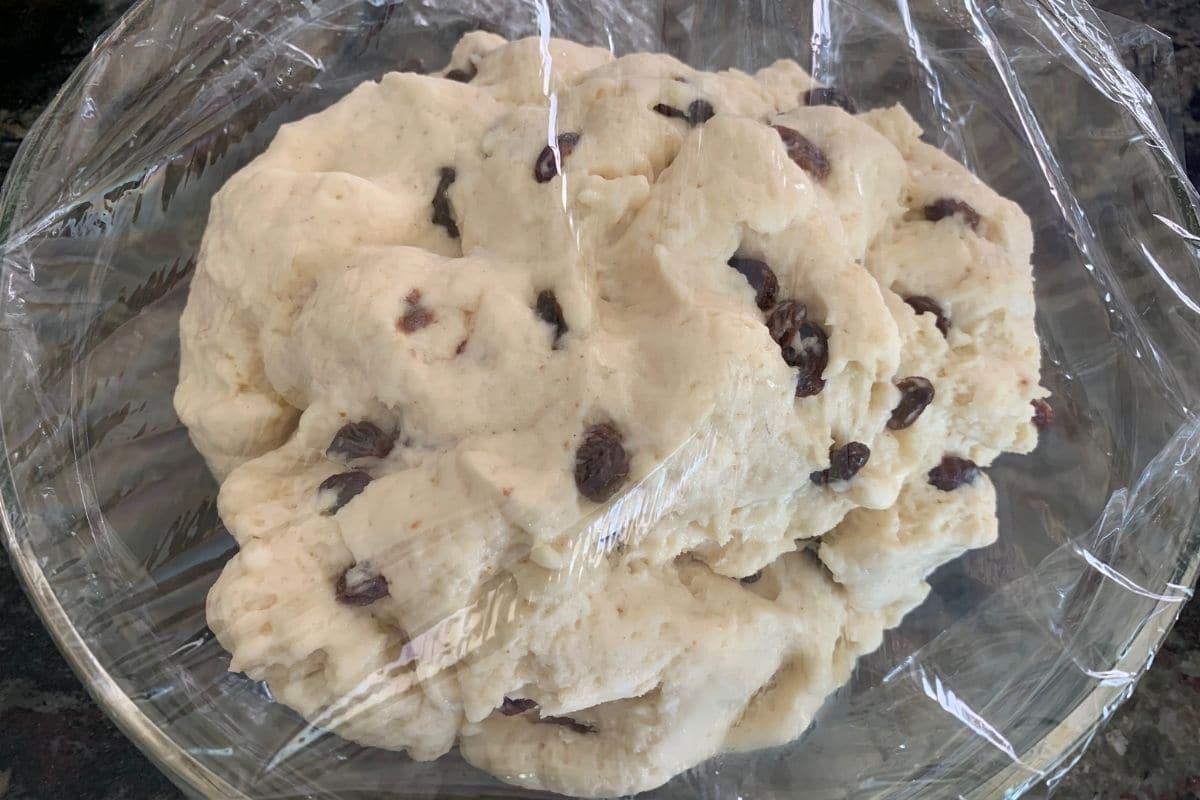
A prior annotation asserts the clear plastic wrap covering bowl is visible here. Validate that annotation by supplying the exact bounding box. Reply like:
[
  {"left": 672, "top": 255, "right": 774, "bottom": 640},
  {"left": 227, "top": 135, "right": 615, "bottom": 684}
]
[{"left": 2, "top": 0, "right": 1199, "bottom": 797}]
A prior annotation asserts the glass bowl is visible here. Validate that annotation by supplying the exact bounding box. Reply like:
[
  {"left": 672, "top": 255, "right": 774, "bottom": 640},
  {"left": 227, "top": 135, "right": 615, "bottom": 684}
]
[{"left": 2, "top": 0, "right": 1199, "bottom": 797}]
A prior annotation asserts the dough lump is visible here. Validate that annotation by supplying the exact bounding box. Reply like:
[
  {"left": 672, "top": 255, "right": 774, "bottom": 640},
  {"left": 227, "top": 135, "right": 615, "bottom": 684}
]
[{"left": 176, "top": 31, "right": 1047, "bottom": 798}]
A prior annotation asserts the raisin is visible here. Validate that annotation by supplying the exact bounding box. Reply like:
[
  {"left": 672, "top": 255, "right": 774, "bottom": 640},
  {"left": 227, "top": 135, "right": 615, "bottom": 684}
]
[
  {"left": 795, "top": 369, "right": 827, "bottom": 397},
  {"left": 400, "top": 289, "right": 435, "bottom": 333},
  {"left": 431, "top": 166, "right": 459, "bottom": 239},
  {"left": 829, "top": 442, "right": 871, "bottom": 482},
  {"left": 887, "top": 376, "right": 935, "bottom": 430},
  {"left": 327, "top": 421, "right": 396, "bottom": 461},
  {"left": 534, "top": 132, "right": 581, "bottom": 183},
  {"left": 652, "top": 103, "right": 688, "bottom": 121},
  {"left": 728, "top": 257, "right": 778, "bottom": 310},
  {"left": 766, "top": 300, "right": 807, "bottom": 346},
  {"left": 773, "top": 125, "right": 831, "bottom": 180},
  {"left": 320, "top": 470, "right": 372, "bottom": 514},
  {"left": 1031, "top": 398, "right": 1054, "bottom": 429},
  {"left": 574, "top": 423, "right": 630, "bottom": 502},
  {"left": 924, "top": 198, "right": 982, "bottom": 230},
  {"left": 535, "top": 289, "right": 569, "bottom": 346},
  {"left": 765, "top": 300, "right": 826, "bottom": 396},
  {"left": 445, "top": 64, "right": 477, "bottom": 83},
  {"left": 399, "top": 57, "right": 425, "bottom": 74},
  {"left": 653, "top": 100, "right": 714, "bottom": 126},
  {"left": 789, "top": 321, "right": 829, "bottom": 397},
  {"left": 904, "top": 295, "right": 950, "bottom": 336},
  {"left": 500, "top": 697, "right": 538, "bottom": 716},
  {"left": 686, "top": 99, "right": 715, "bottom": 124},
  {"left": 540, "top": 715, "right": 597, "bottom": 734},
  {"left": 739, "top": 571, "right": 763, "bottom": 585},
  {"left": 811, "top": 442, "right": 870, "bottom": 485},
  {"left": 335, "top": 564, "right": 390, "bottom": 606},
  {"left": 805, "top": 86, "right": 857, "bottom": 113},
  {"left": 928, "top": 456, "right": 979, "bottom": 491}
]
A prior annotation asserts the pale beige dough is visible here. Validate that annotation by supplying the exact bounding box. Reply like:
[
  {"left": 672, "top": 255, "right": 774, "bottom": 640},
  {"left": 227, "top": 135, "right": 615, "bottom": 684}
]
[{"left": 179, "top": 31, "right": 1046, "bottom": 798}]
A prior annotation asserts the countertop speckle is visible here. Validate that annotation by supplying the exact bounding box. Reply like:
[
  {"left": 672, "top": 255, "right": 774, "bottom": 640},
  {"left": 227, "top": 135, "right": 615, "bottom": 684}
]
[{"left": 0, "top": 1, "right": 1198, "bottom": 798}]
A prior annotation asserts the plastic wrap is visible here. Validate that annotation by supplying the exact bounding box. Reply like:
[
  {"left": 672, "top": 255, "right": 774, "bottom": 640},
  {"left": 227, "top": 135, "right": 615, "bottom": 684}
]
[{"left": 2, "top": 0, "right": 1199, "bottom": 797}]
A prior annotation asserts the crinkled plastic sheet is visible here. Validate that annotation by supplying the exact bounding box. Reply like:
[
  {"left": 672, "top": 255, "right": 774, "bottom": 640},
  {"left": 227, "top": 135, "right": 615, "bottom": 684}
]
[{"left": 2, "top": 0, "right": 1199, "bottom": 797}]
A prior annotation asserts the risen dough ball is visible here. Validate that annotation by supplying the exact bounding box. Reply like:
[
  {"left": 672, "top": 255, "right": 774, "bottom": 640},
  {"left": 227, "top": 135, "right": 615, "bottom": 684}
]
[{"left": 177, "top": 31, "right": 1046, "bottom": 798}]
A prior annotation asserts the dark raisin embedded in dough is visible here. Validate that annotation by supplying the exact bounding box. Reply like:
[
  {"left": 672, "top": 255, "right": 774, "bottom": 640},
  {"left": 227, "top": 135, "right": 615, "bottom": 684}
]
[
  {"left": 810, "top": 442, "right": 870, "bottom": 485},
  {"left": 655, "top": 99, "right": 714, "bottom": 126},
  {"left": 773, "top": 125, "right": 831, "bottom": 180},
  {"left": 928, "top": 456, "right": 979, "bottom": 491},
  {"left": 766, "top": 300, "right": 807, "bottom": 346},
  {"left": 788, "top": 321, "right": 829, "bottom": 398},
  {"left": 904, "top": 295, "right": 950, "bottom": 336},
  {"left": 335, "top": 564, "right": 390, "bottom": 606},
  {"left": 540, "top": 715, "right": 597, "bottom": 734},
  {"left": 739, "top": 571, "right": 763, "bottom": 585},
  {"left": 687, "top": 99, "right": 715, "bottom": 124},
  {"left": 500, "top": 697, "right": 538, "bottom": 716},
  {"left": 574, "top": 423, "right": 630, "bottom": 503},
  {"left": 795, "top": 366, "right": 827, "bottom": 397},
  {"left": 400, "top": 289, "right": 435, "bottom": 333},
  {"left": 431, "top": 166, "right": 459, "bottom": 239},
  {"left": 1031, "top": 398, "right": 1054, "bottom": 429},
  {"left": 445, "top": 63, "right": 477, "bottom": 82},
  {"left": 320, "top": 470, "right": 373, "bottom": 514},
  {"left": 805, "top": 86, "right": 857, "bottom": 113},
  {"left": 327, "top": 421, "right": 396, "bottom": 461},
  {"left": 727, "top": 257, "right": 778, "bottom": 310},
  {"left": 829, "top": 442, "right": 870, "bottom": 481},
  {"left": 887, "top": 376, "right": 935, "bottom": 430},
  {"left": 534, "top": 132, "right": 581, "bottom": 183},
  {"left": 652, "top": 102, "right": 688, "bottom": 121},
  {"left": 535, "top": 289, "right": 569, "bottom": 346},
  {"left": 924, "top": 197, "right": 982, "bottom": 230}
]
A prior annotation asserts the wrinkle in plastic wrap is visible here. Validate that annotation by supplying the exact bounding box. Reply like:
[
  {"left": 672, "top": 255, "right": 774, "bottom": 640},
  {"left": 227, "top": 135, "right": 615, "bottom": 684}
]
[{"left": 1, "top": 0, "right": 1200, "bottom": 797}]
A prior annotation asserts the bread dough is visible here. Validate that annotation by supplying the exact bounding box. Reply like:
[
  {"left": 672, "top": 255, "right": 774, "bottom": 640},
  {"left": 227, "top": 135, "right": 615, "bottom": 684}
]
[{"left": 177, "top": 31, "right": 1047, "bottom": 797}]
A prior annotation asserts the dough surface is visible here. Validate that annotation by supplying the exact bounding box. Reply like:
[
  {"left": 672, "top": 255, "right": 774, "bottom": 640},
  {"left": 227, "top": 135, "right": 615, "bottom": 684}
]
[{"left": 176, "top": 31, "right": 1046, "bottom": 798}]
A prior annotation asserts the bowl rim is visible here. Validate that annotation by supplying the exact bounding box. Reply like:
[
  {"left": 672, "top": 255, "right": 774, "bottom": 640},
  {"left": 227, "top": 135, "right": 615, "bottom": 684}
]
[
  {"left": 5, "top": 487, "right": 1198, "bottom": 799},
  {"left": 1, "top": 517, "right": 250, "bottom": 800}
]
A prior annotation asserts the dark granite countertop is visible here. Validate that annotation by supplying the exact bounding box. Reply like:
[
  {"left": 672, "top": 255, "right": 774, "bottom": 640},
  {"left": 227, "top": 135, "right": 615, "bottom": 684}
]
[{"left": 1, "top": 1, "right": 1198, "bottom": 798}]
